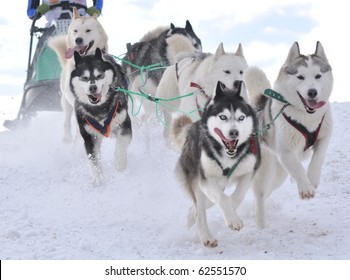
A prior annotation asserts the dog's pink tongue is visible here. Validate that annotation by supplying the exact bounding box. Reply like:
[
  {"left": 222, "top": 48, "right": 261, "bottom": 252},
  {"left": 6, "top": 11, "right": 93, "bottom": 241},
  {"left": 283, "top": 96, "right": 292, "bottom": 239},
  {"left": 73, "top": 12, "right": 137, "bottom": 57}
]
[
  {"left": 65, "top": 45, "right": 86, "bottom": 59},
  {"left": 214, "top": 128, "right": 236, "bottom": 147},
  {"left": 309, "top": 100, "right": 326, "bottom": 109}
]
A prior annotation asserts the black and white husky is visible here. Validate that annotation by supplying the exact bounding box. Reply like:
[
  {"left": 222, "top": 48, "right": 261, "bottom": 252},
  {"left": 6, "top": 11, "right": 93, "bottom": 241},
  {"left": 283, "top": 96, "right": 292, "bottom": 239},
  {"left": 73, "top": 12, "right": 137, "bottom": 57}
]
[
  {"left": 172, "top": 81, "right": 260, "bottom": 247},
  {"left": 70, "top": 48, "right": 132, "bottom": 185}
]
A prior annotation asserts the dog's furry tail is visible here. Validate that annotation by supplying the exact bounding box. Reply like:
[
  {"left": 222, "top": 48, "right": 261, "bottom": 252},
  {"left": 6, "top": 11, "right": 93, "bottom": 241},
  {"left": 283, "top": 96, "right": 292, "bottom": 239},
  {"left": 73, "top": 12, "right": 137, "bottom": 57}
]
[
  {"left": 171, "top": 115, "right": 193, "bottom": 150},
  {"left": 244, "top": 66, "right": 271, "bottom": 111},
  {"left": 47, "top": 35, "right": 68, "bottom": 67}
]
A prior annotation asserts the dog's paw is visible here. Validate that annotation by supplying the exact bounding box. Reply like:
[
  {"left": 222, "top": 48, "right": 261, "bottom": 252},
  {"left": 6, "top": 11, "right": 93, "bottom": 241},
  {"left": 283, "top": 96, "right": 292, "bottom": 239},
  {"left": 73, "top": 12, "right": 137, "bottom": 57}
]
[
  {"left": 227, "top": 216, "right": 243, "bottom": 231},
  {"left": 298, "top": 183, "right": 316, "bottom": 199},
  {"left": 90, "top": 177, "right": 102, "bottom": 187},
  {"left": 203, "top": 238, "right": 218, "bottom": 248},
  {"left": 115, "top": 158, "right": 127, "bottom": 171}
]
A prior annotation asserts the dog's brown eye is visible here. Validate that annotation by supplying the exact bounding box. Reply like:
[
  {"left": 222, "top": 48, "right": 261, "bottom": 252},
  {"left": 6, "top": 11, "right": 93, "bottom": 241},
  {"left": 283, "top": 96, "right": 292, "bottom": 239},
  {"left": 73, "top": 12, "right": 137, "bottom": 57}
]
[
  {"left": 223, "top": 70, "right": 230, "bottom": 74},
  {"left": 86, "top": 29, "right": 91, "bottom": 33},
  {"left": 297, "top": 75, "right": 304, "bottom": 80},
  {"left": 315, "top": 74, "right": 321, "bottom": 79},
  {"left": 74, "top": 29, "right": 77, "bottom": 33},
  {"left": 240, "top": 70, "right": 243, "bottom": 75}
]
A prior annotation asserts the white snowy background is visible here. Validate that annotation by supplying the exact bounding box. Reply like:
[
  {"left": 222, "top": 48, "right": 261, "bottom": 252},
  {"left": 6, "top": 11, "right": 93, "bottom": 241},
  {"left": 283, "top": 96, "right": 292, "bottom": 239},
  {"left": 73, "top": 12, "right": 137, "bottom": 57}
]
[{"left": 0, "top": 0, "right": 349, "bottom": 260}]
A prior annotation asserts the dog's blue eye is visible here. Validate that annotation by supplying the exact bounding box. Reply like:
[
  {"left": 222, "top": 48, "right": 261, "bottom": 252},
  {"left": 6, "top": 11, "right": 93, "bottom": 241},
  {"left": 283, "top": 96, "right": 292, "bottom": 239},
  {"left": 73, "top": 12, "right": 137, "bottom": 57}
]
[
  {"left": 315, "top": 74, "right": 321, "bottom": 79},
  {"left": 224, "top": 70, "right": 231, "bottom": 74},
  {"left": 219, "top": 115, "right": 227, "bottom": 121},
  {"left": 297, "top": 75, "right": 304, "bottom": 80},
  {"left": 80, "top": 76, "right": 89, "bottom": 81},
  {"left": 238, "top": 115, "right": 245, "bottom": 121},
  {"left": 96, "top": 74, "right": 104, "bottom": 79}
]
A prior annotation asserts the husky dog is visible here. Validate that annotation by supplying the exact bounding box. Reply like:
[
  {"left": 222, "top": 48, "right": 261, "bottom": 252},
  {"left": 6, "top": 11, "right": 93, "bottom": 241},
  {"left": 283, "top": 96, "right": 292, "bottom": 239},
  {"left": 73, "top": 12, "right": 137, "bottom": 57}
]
[
  {"left": 156, "top": 43, "right": 248, "bottom": 136},
  {"left": 48, "top": 8, "right": 108, "bottom": 141},
  {"left": 172, "top": 81, "right": 260, "bottom": 247},
  {"left": 244, "top": 42, "right": 333, "bottom": 228},
  {"left": 123, "top": 20, "right": 202, "bottom": 119},
  {"left": 70, "top": 48, "right": 132, "bottom": 185}
]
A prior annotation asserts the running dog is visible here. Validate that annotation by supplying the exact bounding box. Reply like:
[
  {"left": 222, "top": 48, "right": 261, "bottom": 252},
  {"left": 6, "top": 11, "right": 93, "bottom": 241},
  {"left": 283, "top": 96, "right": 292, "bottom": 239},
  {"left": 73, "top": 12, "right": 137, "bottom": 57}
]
[
  {"left": 123, "top": 20, "right": 202, "bottom": 119},
  {"left": 172, "top": 81, "right": 260, "bottom": 247},
  {"left": 156, "top": 43, "right": 248, "bottom": 137},
  {"left": 48, "top": 8, "right": 108, "bottom": 141},
  {"left": 244, "top": 41, "right": 333, "bottom": 228},
  {"left": 70, "top": 48, "right": 132, "bottom": 185}
]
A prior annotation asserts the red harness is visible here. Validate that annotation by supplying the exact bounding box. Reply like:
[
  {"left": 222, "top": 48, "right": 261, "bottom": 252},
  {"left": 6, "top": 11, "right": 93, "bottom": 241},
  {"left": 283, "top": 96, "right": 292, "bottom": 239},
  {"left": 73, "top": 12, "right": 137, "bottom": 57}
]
[
  {"left": 190, "top": 82, "right": 210, "bottom": 117},
  {"left": 283, "top": 113, "right": 324, "bottom": 151}
]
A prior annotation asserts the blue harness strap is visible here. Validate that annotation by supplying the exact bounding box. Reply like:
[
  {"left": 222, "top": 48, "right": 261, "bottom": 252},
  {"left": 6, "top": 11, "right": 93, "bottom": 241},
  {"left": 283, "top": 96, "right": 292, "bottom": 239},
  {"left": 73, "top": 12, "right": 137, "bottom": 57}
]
[{"left": 84, "top": 101, "right": 119, "bottom": 137}]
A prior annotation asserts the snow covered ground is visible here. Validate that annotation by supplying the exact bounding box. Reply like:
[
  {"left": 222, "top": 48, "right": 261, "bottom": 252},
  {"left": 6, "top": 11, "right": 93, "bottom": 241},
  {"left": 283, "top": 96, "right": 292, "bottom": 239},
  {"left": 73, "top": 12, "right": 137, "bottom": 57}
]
[{"left": 0, "top": 95, "right": 349, "bottom": 260}]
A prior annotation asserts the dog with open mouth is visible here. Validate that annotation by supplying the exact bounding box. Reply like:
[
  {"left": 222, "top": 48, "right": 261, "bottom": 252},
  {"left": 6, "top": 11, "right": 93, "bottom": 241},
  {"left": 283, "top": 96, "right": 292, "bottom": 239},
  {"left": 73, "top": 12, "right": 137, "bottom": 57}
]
[
  {"left": 70, "top": 48, "right": 132, "bottom": 185},
  {"left": 244, "top": 41, "right": 333, "bottom": 229},
  {"left": 48, "top": 7, "right": 108, "bottom": 142},
  {"left": 171, "top": 81, "right": 260, "bottom": 247}
]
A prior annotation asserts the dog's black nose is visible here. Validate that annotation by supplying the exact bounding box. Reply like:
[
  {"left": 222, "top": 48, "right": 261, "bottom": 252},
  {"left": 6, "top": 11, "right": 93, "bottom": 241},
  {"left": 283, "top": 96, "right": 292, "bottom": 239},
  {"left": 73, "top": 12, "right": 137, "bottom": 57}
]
[
  {"left": 89, "top": 84, "right": 97, "bottom": 93},
  {"left": 75, "top": 37, "right": 84, "bottom": 45},
  {"left": 229, "top": 129, "right": 239, "bottom": 139},
  {"left": 308, "top": 88, "right": 318, "bottom": 99}
]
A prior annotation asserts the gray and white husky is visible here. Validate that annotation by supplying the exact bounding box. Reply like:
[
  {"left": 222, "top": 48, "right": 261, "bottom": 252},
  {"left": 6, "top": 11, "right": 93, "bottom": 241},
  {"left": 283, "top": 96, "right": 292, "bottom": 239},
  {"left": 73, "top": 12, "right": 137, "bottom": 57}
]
[
  {"left": 244, "top": 41, "right": 333, "bottom": 228},
  {"left": 172, "top": 81, "right": 260, "bottom": 247},
  {"left": 70, "top": 48, "right": 132, "bottom": 185},
  {"left": 122, "top": 20, "right": 202, "bottom": 119}
]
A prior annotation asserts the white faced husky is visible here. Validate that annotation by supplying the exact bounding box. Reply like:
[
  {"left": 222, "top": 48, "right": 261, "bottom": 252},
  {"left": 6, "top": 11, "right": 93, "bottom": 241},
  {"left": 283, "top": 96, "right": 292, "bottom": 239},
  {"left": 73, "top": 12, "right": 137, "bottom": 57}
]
[
  {"left": 70, "top": 49, "right": 132, "bottom": 185},
  {"left": 244, "top": 41, "right": 333, "bottom": 228},
  {"left": 172, "top": 81, "right": 260, "bottom": 247},
  {"left": 156, "top": 43, "right": 248, "bottom": 137},
  {"left": 48, "top": 8, "right": 108, "bottom": 142}
]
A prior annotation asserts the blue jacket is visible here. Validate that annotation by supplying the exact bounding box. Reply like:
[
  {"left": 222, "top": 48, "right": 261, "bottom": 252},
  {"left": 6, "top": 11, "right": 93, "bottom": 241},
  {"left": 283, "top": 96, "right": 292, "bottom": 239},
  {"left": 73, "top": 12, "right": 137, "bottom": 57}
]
[{"left": 27, "top": 0, "right": 103, "bottom": 19}]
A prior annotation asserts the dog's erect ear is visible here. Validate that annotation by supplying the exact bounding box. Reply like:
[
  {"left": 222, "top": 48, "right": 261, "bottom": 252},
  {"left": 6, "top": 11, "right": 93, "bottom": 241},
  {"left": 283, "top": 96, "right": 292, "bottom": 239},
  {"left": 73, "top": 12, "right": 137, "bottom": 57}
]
[
  {"left": 235, "top": 43, "right": 244, "bottom": 58},
  {"left": 214, "top": 43, "right": 225, "bottom": 60},
  {"left": 213, "top": 81, "right": 226, "bottom": 101},
  {"left": 285, "top": 42, "right": 301, "bottom": 62},
  {"left": 170, "top": 23, "right": 175, "bottom": 30},
  {"left": 185, "top": 20, "right": 193, "bottom": 32},
  {"left": 73, "top": 7, "right": 80, "bottom": 19},
  {"left": 95, "top": 48, "right": 103, "bottom": 60},
  {"left": 314, "top": 41, "right": 328, "bottom": 61},
  {"left": 74, "top": 51, "right": 82, "bottom": 66}
]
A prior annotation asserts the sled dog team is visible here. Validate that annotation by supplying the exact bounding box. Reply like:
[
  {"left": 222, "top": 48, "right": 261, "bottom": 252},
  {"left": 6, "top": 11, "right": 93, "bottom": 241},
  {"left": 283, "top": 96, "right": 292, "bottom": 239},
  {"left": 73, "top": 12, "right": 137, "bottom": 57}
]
[{"left": 49, "top": 9, "right": 333, "bottom": 247}]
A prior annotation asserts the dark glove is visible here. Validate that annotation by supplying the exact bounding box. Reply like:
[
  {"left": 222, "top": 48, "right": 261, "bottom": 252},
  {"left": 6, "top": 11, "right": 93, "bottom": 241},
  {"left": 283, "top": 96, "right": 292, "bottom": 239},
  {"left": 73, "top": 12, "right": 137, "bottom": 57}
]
[
  {"left": 86, "top": 6, "right": 101, "bottom": 17},
  {"left": 36, "top": 3, "right": 50, "bottom": 16}
]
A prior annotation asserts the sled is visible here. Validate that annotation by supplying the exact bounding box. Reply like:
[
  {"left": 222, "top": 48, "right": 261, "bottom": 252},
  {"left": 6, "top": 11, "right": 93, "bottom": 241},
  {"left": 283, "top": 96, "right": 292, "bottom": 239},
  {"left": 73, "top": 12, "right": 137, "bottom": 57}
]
[{"left": 3, "top": 2, "right": 83, "bottom": 129}]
